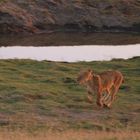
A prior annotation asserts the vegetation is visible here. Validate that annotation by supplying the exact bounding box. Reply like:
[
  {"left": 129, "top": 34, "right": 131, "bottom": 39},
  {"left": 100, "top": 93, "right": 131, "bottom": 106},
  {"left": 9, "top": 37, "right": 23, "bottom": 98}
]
[{"left": 0, "top": 57, "right": 140, "bottom": 139}]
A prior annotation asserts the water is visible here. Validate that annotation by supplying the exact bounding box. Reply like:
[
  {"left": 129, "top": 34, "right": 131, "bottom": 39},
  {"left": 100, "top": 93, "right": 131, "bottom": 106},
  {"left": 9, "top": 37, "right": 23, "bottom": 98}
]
[
  {"left": 0, "top": 33, "right": 140, "bottom": 46},
  {"left": 0, "top": 45, "right": 140, "bottom": 62}
]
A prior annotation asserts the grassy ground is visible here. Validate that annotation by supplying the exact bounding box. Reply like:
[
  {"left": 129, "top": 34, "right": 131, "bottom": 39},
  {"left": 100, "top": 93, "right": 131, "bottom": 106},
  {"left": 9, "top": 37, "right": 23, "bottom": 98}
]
[{"left": 0, "top": 57, "right": 140, "bottom": 139}]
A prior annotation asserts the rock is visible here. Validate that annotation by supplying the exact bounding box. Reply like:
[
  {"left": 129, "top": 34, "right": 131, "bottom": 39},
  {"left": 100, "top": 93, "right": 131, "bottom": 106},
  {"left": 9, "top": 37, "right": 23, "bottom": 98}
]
[{"left": 0, "top": 0, "right": 140, "bottom": 34}]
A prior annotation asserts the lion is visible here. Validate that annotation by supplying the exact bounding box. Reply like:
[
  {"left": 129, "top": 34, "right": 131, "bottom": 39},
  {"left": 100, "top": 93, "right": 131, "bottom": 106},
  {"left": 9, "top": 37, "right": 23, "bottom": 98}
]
[{"left": 77, "top": 69, "right": 124, "bottom": 108}]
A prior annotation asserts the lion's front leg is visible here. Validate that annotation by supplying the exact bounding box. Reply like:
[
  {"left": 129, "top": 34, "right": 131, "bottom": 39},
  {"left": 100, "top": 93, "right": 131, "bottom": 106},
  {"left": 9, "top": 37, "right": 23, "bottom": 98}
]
[
  {"left": 87, "top": 91, "right": 93, "bottom": 103},
  {"left": 96, "top": 91, "right": 103, "bottom": 108}
]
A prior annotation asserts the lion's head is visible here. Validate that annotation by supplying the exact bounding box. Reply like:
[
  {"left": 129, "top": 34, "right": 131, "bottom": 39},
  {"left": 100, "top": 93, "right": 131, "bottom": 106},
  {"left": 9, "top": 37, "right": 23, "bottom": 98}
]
[{"left": 77, "top": 69, "right": 93, "bottom": 85}]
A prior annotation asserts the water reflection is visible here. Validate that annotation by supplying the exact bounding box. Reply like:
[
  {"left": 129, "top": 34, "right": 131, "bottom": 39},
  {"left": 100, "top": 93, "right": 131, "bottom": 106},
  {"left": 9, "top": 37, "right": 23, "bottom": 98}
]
[{"left": 0, "top": 45, "right": 140, "bottom": 62}]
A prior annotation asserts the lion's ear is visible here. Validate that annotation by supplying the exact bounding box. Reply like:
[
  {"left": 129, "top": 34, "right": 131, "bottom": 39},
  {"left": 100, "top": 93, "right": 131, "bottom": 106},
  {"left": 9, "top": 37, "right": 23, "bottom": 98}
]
[
  {"left": 88, "top": 69, "right": 93, "bottom": 75},
  {"left": 88, "top": 69, "right": 92, "bottom": 72}
]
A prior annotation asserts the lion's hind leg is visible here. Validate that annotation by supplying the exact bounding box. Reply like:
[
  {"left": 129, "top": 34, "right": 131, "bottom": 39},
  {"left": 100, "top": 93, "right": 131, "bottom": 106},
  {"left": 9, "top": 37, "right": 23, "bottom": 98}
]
[
  {"left": 101, "top": 89, "right": 112, "bottom": 108},
  {"left": 107, "top": 77, "right": 123, "bottom": 107},
  {"left": 106, "top": 85, "right": 120, "bottom": 108}
]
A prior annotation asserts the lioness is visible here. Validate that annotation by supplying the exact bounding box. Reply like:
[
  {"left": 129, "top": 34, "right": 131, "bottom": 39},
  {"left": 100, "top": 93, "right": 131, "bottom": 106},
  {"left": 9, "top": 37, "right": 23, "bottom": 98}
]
[{"left": 77, "top": 69, "right": 124, "bottom": 108}]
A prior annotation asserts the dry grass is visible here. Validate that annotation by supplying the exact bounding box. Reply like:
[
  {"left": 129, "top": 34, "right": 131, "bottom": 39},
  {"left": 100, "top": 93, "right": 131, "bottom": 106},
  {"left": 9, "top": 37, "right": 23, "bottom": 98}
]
[{"left": 0, "top": 130, "right": 139, "bottom": 140}]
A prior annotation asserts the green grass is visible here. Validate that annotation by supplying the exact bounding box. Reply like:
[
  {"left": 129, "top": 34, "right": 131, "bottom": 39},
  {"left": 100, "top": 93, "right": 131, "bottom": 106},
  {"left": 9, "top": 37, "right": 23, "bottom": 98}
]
[{"left": 0, "top": 57, "right": 140, "bottom": 132}]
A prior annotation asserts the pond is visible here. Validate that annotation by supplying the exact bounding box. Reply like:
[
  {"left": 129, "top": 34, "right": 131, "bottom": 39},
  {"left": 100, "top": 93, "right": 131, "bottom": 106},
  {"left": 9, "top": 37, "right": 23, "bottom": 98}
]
[
  {"left": 0, "top": 45, "right": 140, "bottom": 62},
  {"left": 0, "top": 33, "right": 140, "bottom": 46}
]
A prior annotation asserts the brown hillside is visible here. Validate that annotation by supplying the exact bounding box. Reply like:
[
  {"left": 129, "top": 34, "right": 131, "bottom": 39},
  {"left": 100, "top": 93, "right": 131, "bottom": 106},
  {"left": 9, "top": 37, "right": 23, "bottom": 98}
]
[{"left": 0, "top": 0, "right": 140, "bottom": 34}]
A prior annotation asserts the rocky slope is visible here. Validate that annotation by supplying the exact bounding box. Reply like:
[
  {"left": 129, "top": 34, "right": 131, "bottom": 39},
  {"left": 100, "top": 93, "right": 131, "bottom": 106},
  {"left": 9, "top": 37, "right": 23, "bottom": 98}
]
[{"left": 0, "top": 0, "right": 140, "bottom": 34}]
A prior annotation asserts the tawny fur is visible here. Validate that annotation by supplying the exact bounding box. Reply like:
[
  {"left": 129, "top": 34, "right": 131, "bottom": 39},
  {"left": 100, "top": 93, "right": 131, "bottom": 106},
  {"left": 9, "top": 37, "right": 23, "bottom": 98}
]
[{"left": 77, "top": 69, "right": 124, "bottom": 108}]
